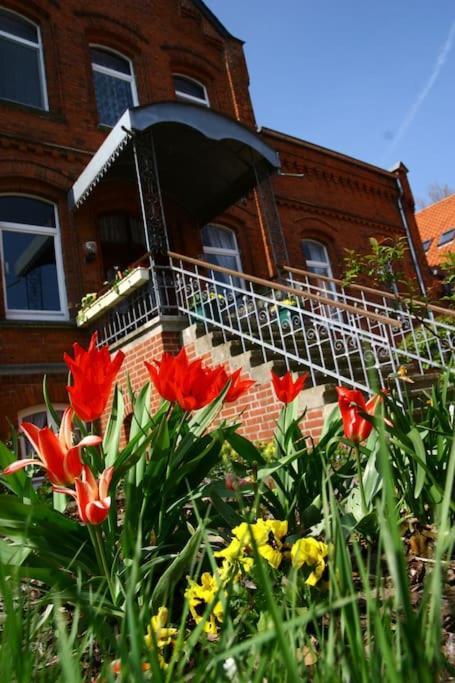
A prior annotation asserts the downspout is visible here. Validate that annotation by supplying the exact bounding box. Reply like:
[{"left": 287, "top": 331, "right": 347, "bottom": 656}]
[{"left": 395, "top": 176, "right": 427, "bottom": 296}]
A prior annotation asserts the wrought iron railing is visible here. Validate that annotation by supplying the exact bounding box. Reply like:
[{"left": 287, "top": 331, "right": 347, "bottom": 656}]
[
  {"left": 96, "top": 265, "right": 177, "bottom": 347},
  {"left": 282, "top": 265, "right": 455, "bottom": 376},
  {"left": 168, "top": 252, "right": 409, "bottom": 396},
  {"left": 87, "top": 251, "right": 454, "bottom": 396}
]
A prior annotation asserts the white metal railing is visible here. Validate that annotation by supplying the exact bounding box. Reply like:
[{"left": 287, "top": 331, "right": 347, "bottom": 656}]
[
  {"left": 169, "top": 252, "right": 409, "bottom": 397},
  {"left": 283, "top": 265, "right": 455, "bottom": 376}
]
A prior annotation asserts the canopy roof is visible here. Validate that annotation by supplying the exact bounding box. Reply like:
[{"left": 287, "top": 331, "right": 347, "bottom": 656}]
[{"left": 69, "top": 102, "right": 280, "bottom": 224}]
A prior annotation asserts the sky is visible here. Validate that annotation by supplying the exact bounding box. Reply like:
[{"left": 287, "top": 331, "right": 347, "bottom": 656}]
[{"left": 205, "top": 1, "right": 455, "bottom": 205}]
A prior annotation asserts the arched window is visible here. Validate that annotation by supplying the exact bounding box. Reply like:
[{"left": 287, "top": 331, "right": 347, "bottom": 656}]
[
  {"left": 0, "top": 7, "right": 47, "bottom": 109},
  {"left": 98, "top": 212, "right": 146, "bottom": 281},
  {"left": 302, "top": 239, "right": 334, "bottom": 279},
  {"left": 202, "top": 224, "right": 242, "bottom": 286},
  {"left": 90, "top": 46, "right": 138, "bottom": 126},
  {"left": 0, "top": 195, "right": 67, "bottom": 320},
  {"left": 173, "top": 74, "right": 209, "bottom": 107}
]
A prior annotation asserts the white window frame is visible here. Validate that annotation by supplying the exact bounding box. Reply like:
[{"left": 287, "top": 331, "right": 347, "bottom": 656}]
[
  {"left": 0, "top": 194, "right": 68, "bottom": 321},
  {"left": 90, "top": 44, "right": 138, "bottom": 125},
  {"left": 202, "top": 224, "right": 242, "bottom": 272},
  {"left": 174, "top": 73, "right": 210, "bottom": 107},
  {"left": 302, "top": 239, "right": 334, "bottom": 279},
  {"left": 0, "top": 6, "right": 48, "bottom": 110}
]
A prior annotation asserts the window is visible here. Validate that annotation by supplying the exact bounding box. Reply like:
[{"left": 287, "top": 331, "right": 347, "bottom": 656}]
[
  {"left": 99, "top": 213, "right": 146, "bottom": 280},
  {"left": 91, "top": 46, "right": 138, "bottom": 127},
  {"left": 0, "top": 7, "right": 47, "bottom": 109},
  {"left": 173, "top": 74, "right": 209, "bottom": 107},
  {"left": 202, "top": 224, "right": 242, "bottom": 287},
  {"left": 302, "top": 240, "right": 334, "bottom": 279},
  {"left": 301, "top": 239, "right": 338, "bottom": 310},
  {"left": 0, "top": 196, "right": 67, "bottom": 320},
  {"left": 422, "top": 239, "right": 432, "bottom": 252},
  {"left": 438, "top": 229, "right": 455, "bottom": 247},
  {"left": 18, "top": 404, "right": 66, "bottom": 460}
]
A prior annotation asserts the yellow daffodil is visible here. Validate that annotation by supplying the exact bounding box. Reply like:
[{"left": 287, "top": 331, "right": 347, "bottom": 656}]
[
  {"left": 291, "top": 537, "right": 328, "bottom": 586},
  {"left": 215, "top": 538, "right": 254, "bottom": 581},
  {"left": 232, "top": 519, "right": 288, "bottom": 569},
  {"left": 184, "top": 572, "right": 223, "bottom": 636},
  {"left": 145, "top": 607, "right": 178, "bottom": 650}
]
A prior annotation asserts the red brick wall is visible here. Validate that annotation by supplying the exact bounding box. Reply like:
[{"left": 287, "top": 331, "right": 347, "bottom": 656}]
[{"left": 101, "top": 323, "right": 330, "bottom": 445}]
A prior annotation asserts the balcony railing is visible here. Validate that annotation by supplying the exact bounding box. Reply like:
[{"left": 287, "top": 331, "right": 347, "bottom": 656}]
[{"left": 83, "top": 252, "right": 454, "bottom": 397}]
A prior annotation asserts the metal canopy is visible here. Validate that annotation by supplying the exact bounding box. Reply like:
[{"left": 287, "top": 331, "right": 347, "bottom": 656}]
[{"left": 69, "top": 102, "right": 280, "bottom": 223}]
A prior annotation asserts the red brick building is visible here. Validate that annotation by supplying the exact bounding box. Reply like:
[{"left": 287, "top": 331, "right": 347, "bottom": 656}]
[{"left": 0, "top": 0, "right": 433, "bottom": 440}]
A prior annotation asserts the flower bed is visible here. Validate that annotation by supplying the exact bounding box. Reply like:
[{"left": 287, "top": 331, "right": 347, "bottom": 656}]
[
  {"left": 76, "top": 266, "right": 150, "bottom": 326},
  {"left": 0, "top": 335, "right": 453, "bottom": 681}
]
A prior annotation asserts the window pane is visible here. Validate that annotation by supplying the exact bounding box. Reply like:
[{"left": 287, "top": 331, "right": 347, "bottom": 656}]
[
  {"left": 2, "top": 230, "right": 60, "bottom": 311},
  {"left": 91, "top": 47, "right": 131, "bottom": 74},
  {"left": 204, "top": 252, "right": 241, "bottom": 287},
  {"left": 0, "top": 37, "right": 43, "bottom": 108},
  {"left": 93, "top": 70, "right": 133, "bottom": 126},
  {"left": 202, "top": 225, "right": 236, "bottom": 250},
  {"left": 0, "top": 196, "right": 55, "bottom": 227},
  {"left": 174, "top": 75, "right": 205, "bottom": 100},
  {"left": 0, "top": 9, "right": 38, "bottom": 42},
  {"left": 438, "top": 229, "right": 455, "bottom": 246},
  {"left": 302, "top": 240, "right": 327, "bottom": 263}
]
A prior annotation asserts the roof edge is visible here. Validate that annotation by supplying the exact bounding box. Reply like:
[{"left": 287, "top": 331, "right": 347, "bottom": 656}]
[
  {"left": 415, "top": 192, "right": 455, "bottom": 216},
  {"left": 191, "top": 0, "right": 244, "bottom": 43},
  {"left": 260, "top": 126, "right": 398, "bottom": 180}
]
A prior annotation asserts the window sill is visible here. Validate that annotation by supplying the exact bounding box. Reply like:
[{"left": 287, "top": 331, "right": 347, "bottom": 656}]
[
  {"left": 0, "top": 319, "right": 77, "bottom": 330},
  {"left": 0, "top": 99, "right": 66, "bottom": 123}
]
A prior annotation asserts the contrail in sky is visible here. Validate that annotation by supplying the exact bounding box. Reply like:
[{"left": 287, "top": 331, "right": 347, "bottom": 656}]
[{"left": 382, "top": 19, "right": 455, "bottom": 164}]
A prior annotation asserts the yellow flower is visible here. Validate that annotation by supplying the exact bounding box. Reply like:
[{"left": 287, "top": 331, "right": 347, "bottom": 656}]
[
  {"left": 231, "top": 519, "right": 288, "bottom": 569},
  {"left": 215, "top": 538, "right": 254, "bottom": 580},
  {"left": 144, "top": 607, "right": 177, "bottom": 651},
  {"left": 291, "top": 537, "right": 328, "bottom": 586},
  {"left": 185, "top": 572, "right": 223, "bottom": 636}
]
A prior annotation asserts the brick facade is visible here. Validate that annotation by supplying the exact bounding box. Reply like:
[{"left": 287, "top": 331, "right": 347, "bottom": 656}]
[{"left": 0, "top": 0, "right": 432, "bottom": 439}]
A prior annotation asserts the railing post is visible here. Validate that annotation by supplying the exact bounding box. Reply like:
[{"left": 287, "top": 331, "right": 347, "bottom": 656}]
[{"left": 133, "top": 130, "right": 174, "bottom": 312}]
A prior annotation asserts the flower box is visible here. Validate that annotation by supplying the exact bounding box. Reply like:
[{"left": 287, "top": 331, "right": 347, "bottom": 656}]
[{"left": 76, "top": 267, "right": 150, "bottom": 326}]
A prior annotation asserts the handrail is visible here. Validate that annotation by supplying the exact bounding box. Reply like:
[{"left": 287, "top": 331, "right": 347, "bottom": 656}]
[
  {"left": 168, "top": 251, "right": 402, "bottom": 327},
  {"left": 281, "top": 264, "right": 455, "bottom": 319}
]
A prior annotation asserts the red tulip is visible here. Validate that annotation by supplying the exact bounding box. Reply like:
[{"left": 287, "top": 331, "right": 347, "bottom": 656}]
[
  {"left": 216, "top": 367, "right": 255, "bottom": 403},
  {"left": 2, "top": 408, "right": 101, "bottom": 486},
  {"left": 55, "top": 465, "right": 113, "bottom": 525},
  {"left": 271, "top": 370, "right": 308, "bottom": 404},
  {"left": 64, "top": 332, "right": 125, "bottom": 422},
  {"left": 336, "top": 386, "right": 383, "bottom": 443},
  {"left": 145, "top": 348, "right": 226, "bottom": 411}
]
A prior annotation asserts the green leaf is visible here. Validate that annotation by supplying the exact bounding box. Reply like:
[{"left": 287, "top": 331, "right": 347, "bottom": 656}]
[
  {"left": 103, "top": 386, "right": 125, "bottom": 467},
  {"left": 408, "top": 427, "right": 427, "bottom": 499},
  {"left": 151, "top": 526, "right": 203, "bottom": 610}
]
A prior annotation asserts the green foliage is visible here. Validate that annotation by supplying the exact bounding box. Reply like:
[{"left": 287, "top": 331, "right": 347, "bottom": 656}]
[
  {"left": 343, "top": 236, "right": 415, "bottom": 294},
  {"left": 0, "top": 367, "right": 454, "bottom": 680}
]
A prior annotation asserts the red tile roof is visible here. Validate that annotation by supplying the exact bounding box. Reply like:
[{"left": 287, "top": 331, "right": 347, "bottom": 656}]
[{"left": 416, "top": 193, "right": 455, "bottom": 267}]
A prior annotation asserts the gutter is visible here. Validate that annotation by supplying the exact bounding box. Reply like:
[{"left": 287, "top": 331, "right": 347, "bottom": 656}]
[{"left": 395, "top": 176, "right": 427, "bottom": 296}]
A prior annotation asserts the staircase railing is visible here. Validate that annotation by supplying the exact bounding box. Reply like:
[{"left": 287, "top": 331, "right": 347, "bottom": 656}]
[
  {"left": 169, "top": 252, "right": 407, "bottom": 396},
  {"left": 282, "top": 265, "right": 455, "bottom": 376}
]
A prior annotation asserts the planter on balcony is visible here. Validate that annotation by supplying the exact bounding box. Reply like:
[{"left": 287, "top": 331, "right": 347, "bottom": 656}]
[{"left": 76, "top": 267, "right": 150, "bottom": 327}]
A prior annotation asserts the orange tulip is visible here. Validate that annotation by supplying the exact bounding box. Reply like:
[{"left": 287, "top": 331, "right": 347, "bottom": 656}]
[
  {"left": 145, "top": 348, "right": 226, "bottom": 411},
  {"left": 55, "top": 465, "right": 113, "bottom": 525},
  {"left": 336, "top": 386, "right": 383, "bottom": 443},
  {"left": 271, "top": 370, "right": 308, "bottom": 404},
  {"left": 2, "top": 408, "right": 101, "bottom": 486},
  {"left": 215, "top": 367, "right": 255, "bottom": 403},
  {"left": 64, "top": 332, "right": 124, "bottom": 422}
]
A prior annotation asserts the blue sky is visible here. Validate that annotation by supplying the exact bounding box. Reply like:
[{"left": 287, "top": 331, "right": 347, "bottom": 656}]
[{"left": 205, "top": 1, "right": 455, "bottom": 204}]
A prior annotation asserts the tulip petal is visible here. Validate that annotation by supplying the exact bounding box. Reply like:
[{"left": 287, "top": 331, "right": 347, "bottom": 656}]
[
  {"left": 20, "top": 422, "right": 42, "bottom": 458},
  {"left": 63, "top": 447, "right": 83, "bottom": 484},
  {"left": 86, "top": 499, "right": 110, "bottom": 525},
  {"left": 78, "top": 435, "right": 103, "bottom": 448},
  {"left": 2, "top": 458, "right": 43, "bottom": 475},
  {"left": 99, "top": 466, "right": 114, "bottom": 500},
  {"left": 58, "top": 407, "right": 74, "bottom": 451},
  {"left": 37, "top": 428, "right": 67, "bottom": 486}
]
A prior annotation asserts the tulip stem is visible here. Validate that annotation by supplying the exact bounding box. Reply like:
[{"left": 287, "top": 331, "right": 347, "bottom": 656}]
[
  {"left": 89, "top": 525, "right": 116, "bottom": 605},
  {"left": 354, "top": 443, "right": 368, "bottom": 516}
]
